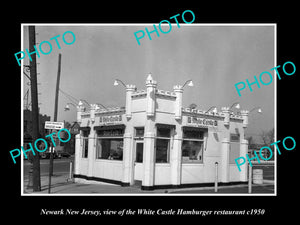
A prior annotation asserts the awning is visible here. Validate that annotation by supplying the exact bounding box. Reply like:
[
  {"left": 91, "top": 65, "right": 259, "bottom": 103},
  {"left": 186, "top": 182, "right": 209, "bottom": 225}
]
[
  {"left": 78, "top": 126, "right": 91, "bottom": 131},
  {"left": 155, "top": 123, "right": 176, "bottom": 129},
  {"left": 94, "top": 124, "right": 125, "bottom": 131},
  {"left": 182, "top": 126, "right": 208, "bottom": 132}
]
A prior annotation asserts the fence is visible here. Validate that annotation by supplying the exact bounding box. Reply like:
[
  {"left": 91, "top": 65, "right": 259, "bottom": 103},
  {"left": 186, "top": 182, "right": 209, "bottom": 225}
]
[{"left": 248, "top": 160, "right": 274, "bottom": 193}]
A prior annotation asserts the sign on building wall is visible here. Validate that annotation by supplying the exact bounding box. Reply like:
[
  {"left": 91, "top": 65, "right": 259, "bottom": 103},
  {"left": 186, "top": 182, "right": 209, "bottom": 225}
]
[
  {"left": 99, "top": 115, "right": 122, "bottom": 125},
  {"left": 187, "top": 116, "right": 218, "bottom": 127}
]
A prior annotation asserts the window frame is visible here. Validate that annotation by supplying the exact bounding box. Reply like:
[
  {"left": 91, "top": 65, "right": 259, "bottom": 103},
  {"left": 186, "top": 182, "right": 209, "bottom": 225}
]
[
  {"left": 155, "top": 126, "right": 172, "bottom": 164},
  {"left": 95, "top": 130, "right": 124, "bottom": 161},
  {"left": 81, "top": 130, "right": 90, "bottom": 159},
  {"left": 181, "top": 128, "right": 206, "bottom": 164}
]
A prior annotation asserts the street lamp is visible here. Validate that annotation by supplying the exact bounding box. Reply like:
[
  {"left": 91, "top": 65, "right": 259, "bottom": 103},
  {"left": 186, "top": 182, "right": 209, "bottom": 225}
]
[
  {"left": 182, "top": 79, "right": 194, "bottom": 88},
  {"left": 205, "top": 106, "right": 217, "bottom": 113},
  {"left": 229, "top": 102, "right": 240, "bottom": 110},
  {"left": 95, "top": 103, "right": 108, "bottom": 110},
  {"left": 64, "top": 102, "right": 76, "bottom": 111},
  {"left": 78, "top": 100, "right": 84, "bottom": 107},
  {"left": 249, "top": 107, "right": 262, "bottom": 114},
  {"left": 80, "top": 99, "right": 90, "bottom": 106},
  {"left": 114, "top": 79, "right": 127, "bottom": 88}
]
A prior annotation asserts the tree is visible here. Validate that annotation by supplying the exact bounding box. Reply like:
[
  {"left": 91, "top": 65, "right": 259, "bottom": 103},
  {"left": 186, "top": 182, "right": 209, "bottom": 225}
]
[
  {"left": 246, "top": 136, "right": 254, "bottom": 148},
  {"left": 63, "top": 121, "right": 75, "bottom": 154},
  {"left": 261, "top": 128, "right": 274, "bottom": 146},
  {"left": 260, "top": 128, "right": 275, "bottom": 160}
]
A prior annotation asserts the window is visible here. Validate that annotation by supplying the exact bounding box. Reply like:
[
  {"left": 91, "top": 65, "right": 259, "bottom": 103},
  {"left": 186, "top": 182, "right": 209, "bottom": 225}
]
[
  {"left": 183, "top": 130, "right": 204, "bottom": 139},
  {"left": 230, "top": 133, "right": 240, "bottom": 142},
  {"left": 135, "top": 127, "right": 144, "bottom": 137},
  {"left": 156, "top": 139, "right": 169, "bottom": 163},
  {"left": 96, "top": 139, "right": 123, "bottom": 160},
  {"left": 182, "top": 141, "right": 203, "bottom": 162},
  {"left": 182, "top": 128, "right": 205, "bottom": 163},
  {"left": 95, "top": 128, "right": 124, "bottom": 161},
  {"left": 81, "top": 130, "right": 89, "bottom": 158},
  {"left": 156, "top": 127, "right": 171, "bottom": 163},
  {"left": 229, "top": 133, "right": 240, "bottom": 164},
  {"left": 135, "top": 142, "right": 143, "bottom": 163}
]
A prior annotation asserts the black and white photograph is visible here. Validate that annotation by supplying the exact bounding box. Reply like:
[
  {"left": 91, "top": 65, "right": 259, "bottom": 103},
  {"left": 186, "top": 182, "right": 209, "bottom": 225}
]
[{"left": 3, "top": 5, "right": 298, "bottom": 223}]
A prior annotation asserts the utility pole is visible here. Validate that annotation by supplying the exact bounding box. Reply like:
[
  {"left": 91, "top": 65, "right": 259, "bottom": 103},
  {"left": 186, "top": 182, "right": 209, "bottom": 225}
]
[
  {"left": 54, "top": 53, "right": 62, "bottom": 122},
  {"left": 48, "top": 53, "right": 61, "bottom": 193},
  {"left": 28, "top": 26, "right": 41, "bottom": 192}
]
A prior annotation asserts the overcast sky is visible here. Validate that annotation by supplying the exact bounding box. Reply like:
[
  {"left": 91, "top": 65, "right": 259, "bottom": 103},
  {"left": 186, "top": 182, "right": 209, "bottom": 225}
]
[{"left": 22, "top": 24, "right": 275, "bottom": 142}]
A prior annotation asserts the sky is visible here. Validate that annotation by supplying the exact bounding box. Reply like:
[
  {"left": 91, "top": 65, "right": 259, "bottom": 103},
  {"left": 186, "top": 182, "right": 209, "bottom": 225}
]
[{"left": 22, "top": 24, "right": 275, "bottom": 142}]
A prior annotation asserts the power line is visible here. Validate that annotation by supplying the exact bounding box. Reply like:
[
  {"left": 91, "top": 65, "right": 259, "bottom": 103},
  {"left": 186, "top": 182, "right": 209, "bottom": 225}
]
[{"left": 59, "top": 88, "right": 79, "bottom": 104}]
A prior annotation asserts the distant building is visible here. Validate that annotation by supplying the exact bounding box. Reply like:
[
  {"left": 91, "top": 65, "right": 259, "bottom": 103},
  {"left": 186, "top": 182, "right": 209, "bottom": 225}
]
[
  {"left": 23, "top": 109, "right": 51, "bottom": 148},
  {"left": 248, "top": 143, "right": 274, "bottom": 161},
  {"left": 59, "top": 121, "right": 79, "bottom": 155}
]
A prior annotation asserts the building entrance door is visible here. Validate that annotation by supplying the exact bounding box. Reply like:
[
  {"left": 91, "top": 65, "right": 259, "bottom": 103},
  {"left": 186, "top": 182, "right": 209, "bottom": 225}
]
[{"left": 134, "top": 141, "right": 144, "bottom": 182}]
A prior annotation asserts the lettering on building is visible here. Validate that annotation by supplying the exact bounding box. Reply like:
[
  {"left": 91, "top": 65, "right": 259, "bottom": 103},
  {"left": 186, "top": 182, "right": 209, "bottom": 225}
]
[
  {"left": 99, "top": 115, "right": 122, "bottom": 125},
  {"left": 187, "top": 116, "right": 218, "bottom": 127}
]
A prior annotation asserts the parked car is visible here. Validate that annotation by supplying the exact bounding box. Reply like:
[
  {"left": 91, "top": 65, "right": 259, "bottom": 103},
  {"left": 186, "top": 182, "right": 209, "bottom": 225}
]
[
  {"left": 58, "top": 152, "right": 71, "bottom": 158},
  {"left": 39, "top": 152, "right": 60, "bottom": 159}
]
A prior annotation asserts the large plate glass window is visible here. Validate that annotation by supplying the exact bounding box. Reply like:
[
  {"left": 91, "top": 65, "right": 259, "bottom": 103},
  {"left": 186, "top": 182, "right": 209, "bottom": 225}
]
[
  {"left": 182, "top": 128, "right": 206, "bottom": 163},
  {"left": 95, "top": 126, "right": 124, "bottom": 161},
  {"left": 156, "top": 126, "right": 171, "bottom": 163}
]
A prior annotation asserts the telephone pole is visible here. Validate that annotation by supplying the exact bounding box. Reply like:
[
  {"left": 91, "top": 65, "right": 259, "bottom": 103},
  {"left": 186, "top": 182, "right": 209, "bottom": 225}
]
[
  {"left": 54, "top": 53, "right": 62, "bottom": 122},
  {"left": 48, "top": 53, "right": 62, "bottom": 193},
  {"left": 28, "top": 26, "right": 41, "bottom": 192}
]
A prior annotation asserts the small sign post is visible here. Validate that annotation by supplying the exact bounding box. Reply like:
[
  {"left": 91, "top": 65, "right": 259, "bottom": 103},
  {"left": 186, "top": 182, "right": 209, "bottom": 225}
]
[
  {"left": 45, "top": 121, "right": 64, "bottom": 130},
  {"left": 44, "top": 121, "right": 64, "bottom": 193},
  {"left": 215, "top": 162, "right": 218, "bottom": 193}
]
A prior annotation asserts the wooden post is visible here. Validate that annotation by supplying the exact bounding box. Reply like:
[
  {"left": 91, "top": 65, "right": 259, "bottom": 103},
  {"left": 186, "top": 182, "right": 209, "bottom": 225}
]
[{"left": 28, "top": 26, "right": 41, "bottom": 192}]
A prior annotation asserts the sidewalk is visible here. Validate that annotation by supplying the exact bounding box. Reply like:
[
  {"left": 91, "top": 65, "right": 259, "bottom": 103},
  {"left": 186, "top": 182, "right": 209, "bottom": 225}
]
[
  {"left": 23, "top": 173, "right": 274, "bottom": 195},
  {"left": 23, "top": 173, "right": 166, "bottom": 194}
]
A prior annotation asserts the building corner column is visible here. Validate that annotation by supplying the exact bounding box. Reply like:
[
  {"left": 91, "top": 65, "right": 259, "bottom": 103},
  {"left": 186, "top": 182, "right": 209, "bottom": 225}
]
[
  {"left": 240, "top": 139, "right": 248, "bottom": 182},
  {"left": 221, "top": 107, "right": 230, "bottom": 126},
  {"left": 76, "top": 102, "right": 85, "bottom": 124},
  {"left": 146, "top": 73, "right": 157, "bottom": 117},
  {"left": 173, "top": 85, "right": 183, "bottom": 120},
  {"left": 142, "top": 74, "right": 157, "bottom": 190},
  {"left": 122, "top": 131, "right": 133, "bottom": 186},
  {"left": 240, "top": 110, "right": 249, "bottom": 128},
  {"left": 87, "top": 126, "right": 95, "bottom": 177},
  {"left": 221, "top": 137, "right": 230, "bottom": 183},
  {"left": 74, "top": 133, "right": 81, "bottom": 181},
  {"left": 170, "top": 126, "right": 182, "bottom": 187},
  {"left": 125, "top": 85, "right": 136, "bottom": 119},
  {"left": 142, "top": 129, "right": 155, "bottom": 190}
]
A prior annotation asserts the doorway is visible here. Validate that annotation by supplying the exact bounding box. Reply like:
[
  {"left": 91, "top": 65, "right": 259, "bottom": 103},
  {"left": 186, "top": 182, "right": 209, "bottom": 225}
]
[{"left": 134, "top": 141, "right": 144, "bottom": 183}]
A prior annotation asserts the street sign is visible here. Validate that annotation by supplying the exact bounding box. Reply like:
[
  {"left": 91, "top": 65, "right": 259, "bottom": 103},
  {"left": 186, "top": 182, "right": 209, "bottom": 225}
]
[{"left": 45, "top": 121, "right": 64, "bottom": 130}]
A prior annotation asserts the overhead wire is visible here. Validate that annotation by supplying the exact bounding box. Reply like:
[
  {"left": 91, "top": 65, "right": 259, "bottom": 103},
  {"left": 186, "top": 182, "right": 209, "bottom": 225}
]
[{"left": 59, "top": 88, "right": 79, "bottom": 105}]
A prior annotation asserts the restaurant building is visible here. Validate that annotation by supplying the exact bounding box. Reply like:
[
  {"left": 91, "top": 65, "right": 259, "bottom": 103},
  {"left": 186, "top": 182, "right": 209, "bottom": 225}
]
[{"left": 74, "top": 74, "right": 249, "bottom": 190}]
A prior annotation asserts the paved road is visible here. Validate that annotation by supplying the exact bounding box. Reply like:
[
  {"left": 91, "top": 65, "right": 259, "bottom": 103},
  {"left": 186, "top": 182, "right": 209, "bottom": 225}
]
[{"left": 171, "top": 184, "right": 274, "bottom": 194}]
